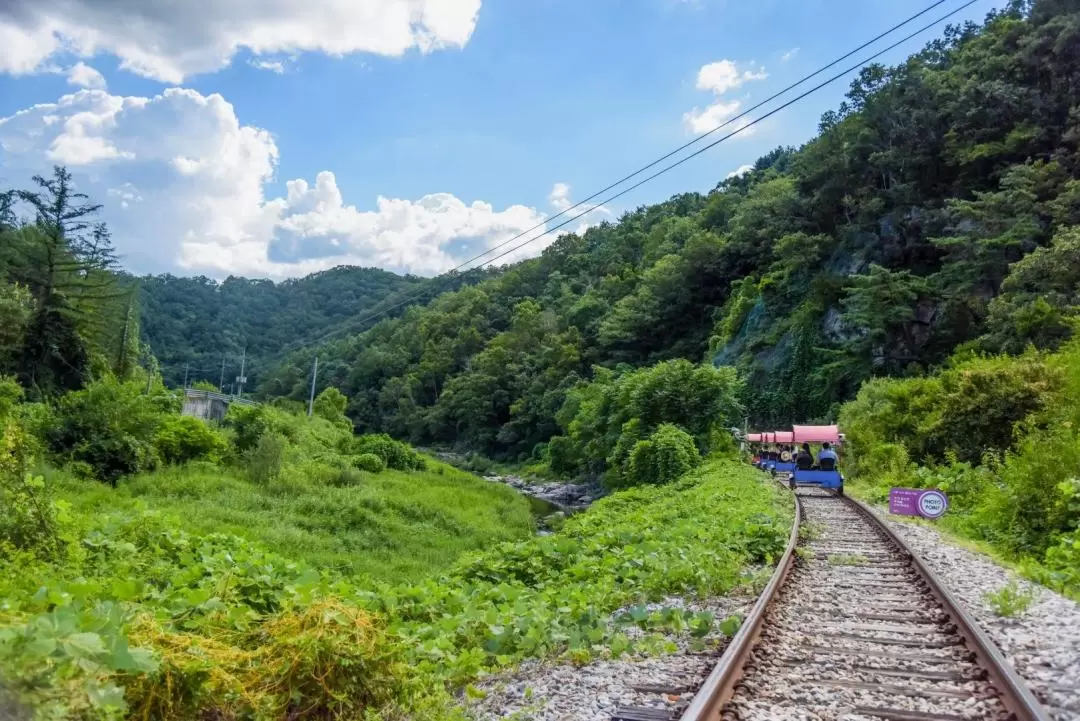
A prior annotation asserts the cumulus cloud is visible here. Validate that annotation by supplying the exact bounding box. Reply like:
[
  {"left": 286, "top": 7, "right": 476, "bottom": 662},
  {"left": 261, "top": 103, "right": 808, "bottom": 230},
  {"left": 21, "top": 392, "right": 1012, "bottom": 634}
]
[
  {"left": 683, "top": 59, "right": 767, "bottom": 135},
  {"left": 0, "top": 0, "right": 482, "bottom": 83},
  {"left": 781, "top": 47, "right": 799, "bottom": 62},
  {"left": 262, "top": 172, "right": 550, "bottom": 276},
  {"left": 0, "top": 87, "right": 564, "bottom": 278},
  {"left": 66, "top": 62, "right": 106, "bottom": 89},
  {"left": 725, "top": 164, "right": 753, "bottom": 180}
]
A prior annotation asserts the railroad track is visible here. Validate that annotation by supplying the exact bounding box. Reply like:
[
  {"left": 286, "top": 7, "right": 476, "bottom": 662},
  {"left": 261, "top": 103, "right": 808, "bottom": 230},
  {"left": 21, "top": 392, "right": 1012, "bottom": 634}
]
[{"left": 614, "top": 486, "right": 1051, "bottom": 721}]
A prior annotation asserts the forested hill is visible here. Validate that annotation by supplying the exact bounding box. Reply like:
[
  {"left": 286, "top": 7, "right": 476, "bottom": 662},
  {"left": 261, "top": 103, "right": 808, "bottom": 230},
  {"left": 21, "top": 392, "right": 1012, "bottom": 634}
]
[
  {"left": 139, "top": 268, "right": 422, "bottom": 390},
  {"left": 258, "top": 0, "right": 1080, "bottom": 462}
]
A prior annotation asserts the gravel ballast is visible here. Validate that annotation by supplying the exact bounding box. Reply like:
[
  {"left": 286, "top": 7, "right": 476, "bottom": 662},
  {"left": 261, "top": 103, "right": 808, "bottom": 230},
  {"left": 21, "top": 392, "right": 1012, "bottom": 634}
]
[{"left": 866, "top": 506, "right": 1080, "bottom": 721}]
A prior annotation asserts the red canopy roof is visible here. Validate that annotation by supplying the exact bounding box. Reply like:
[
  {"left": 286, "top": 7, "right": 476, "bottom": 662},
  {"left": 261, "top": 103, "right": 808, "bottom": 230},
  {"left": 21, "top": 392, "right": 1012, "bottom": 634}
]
[{"left": 793, "top": 425, "right": 841, "bottom": 443}]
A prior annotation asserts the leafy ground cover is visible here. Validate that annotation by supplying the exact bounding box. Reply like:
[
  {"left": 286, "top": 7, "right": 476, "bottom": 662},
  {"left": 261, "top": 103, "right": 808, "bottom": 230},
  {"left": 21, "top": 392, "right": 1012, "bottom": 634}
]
[{"left": 1, "top": 454, "right": 791, "bottom": 720}]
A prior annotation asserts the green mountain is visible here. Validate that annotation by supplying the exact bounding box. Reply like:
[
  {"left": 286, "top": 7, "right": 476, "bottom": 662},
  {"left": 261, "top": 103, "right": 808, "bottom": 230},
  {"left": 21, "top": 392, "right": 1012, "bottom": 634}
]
[
  {"left": 258, "top": 1, "right": 1080, "bottom": 460},
  {"left": 137, "top": 267, "right": 424, "bottom": 390}
]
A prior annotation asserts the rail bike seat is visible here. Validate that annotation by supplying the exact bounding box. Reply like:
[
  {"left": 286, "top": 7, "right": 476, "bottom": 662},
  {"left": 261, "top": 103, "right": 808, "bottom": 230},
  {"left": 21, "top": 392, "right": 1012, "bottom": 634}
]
[
  {"left": 790, "top": 468, "right": 844, "bottom": 491},
  {"left": 770, "top": 461, "right": 795, "bottom": 474}
]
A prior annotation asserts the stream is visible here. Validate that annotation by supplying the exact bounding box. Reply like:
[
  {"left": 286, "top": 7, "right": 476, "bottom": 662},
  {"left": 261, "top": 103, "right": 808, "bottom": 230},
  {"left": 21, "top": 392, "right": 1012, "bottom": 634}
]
[{"left": 482, "top": 474, "right": 601, "bottom": 533}]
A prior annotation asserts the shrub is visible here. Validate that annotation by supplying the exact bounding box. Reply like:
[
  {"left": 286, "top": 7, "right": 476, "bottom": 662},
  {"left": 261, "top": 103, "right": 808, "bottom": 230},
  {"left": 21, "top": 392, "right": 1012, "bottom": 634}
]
[
  {"left": 226, "top": 404, "right": 274, "bottom": 452},
  {"left": 45, "top": 376, "right": 164, "bottom": 485},
  {"left": 623, "top": 424, "right": 701, "bottom": 487},
  {"left": 354, "top": 453, "right": 386, "bottom": 474},
  {"left": 0, "top": 420, "right": 66, "bottom": 560},
  {"left": 313, "top": 387, "right": 352, "bottom": 430},
  {"left": 154, "top": 415, "right": 229, "bottom": 465},
  {"left": 353, "top": 433, "right": 425, "bottom": 471},
  {"left": 248, "top": 432, "right": 286, "bottom": 484},
  {"left": 329, "top": 467, "right": 367, "bottom": 487},
  {"left": 973, "top": 431, "right": 1080, "bottom": 556}
]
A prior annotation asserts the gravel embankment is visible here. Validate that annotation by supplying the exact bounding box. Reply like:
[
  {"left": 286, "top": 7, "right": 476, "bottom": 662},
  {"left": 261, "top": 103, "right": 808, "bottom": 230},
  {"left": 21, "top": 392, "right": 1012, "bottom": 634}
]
[
  {"left": 467, "top": 593, "right": 753, "bottom": 721},
  {"left": 866, "top": 506, "right": 1080, "bottom": 721}
]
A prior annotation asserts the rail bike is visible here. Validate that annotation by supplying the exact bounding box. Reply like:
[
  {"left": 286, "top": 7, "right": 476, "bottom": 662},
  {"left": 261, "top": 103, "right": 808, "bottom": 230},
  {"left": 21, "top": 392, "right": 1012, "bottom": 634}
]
[{"left": 746, "top": 424, "right": 844, "bottom": 494}]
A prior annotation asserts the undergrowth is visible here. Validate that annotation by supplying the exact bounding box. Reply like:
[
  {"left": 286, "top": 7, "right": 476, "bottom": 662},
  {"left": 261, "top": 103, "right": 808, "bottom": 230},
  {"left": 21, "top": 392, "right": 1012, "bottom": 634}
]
[{"left": 0, "top": 458, "right": 791, "bottom": 719}]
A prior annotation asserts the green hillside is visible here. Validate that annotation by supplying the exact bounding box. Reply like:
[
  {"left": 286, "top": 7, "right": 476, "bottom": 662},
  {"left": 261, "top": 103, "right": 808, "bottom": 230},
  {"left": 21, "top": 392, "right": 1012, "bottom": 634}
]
[
  {"left": 260, "top": 1, "right": 1080, "bottom": 460},
  {"left": 137, "top": 267, "right": 424, "bottom": 390}
]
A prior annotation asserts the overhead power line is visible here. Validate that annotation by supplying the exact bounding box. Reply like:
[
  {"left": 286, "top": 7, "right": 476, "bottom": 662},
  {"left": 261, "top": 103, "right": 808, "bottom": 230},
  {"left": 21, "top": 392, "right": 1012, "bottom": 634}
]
[
  {"left": 290, "top": 0, "right": 980, "bottom": 350},
  {"left": 453, "top": 0, "right": 981, "bottom": 271},
  {"left": 435, "top": 0, "right": 956, "bottom": 277},
  {"left": 255, "top": 0, "right": 980, "bottom": 363}
]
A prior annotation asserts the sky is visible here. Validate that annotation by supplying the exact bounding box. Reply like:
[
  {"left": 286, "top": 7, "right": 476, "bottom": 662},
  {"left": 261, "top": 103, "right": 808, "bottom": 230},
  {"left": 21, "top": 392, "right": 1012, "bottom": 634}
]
[{"left": 0, "top": 0, "right": 1001, "bottom": 280}]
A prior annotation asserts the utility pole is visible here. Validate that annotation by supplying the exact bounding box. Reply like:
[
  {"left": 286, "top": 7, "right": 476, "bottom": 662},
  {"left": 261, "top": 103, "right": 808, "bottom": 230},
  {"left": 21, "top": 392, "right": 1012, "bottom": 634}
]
[
  {"left": 182, "top": 363, "right": 189, "bottom": 389},
  {"left": 219, "top": 356, "right": 226, "bottom": 393},
  {"left": 307, "top": 356, "right": 319, "bottom": 416},
  {"left": 236, "top": 347, "right": 247, "bottom": 399}
]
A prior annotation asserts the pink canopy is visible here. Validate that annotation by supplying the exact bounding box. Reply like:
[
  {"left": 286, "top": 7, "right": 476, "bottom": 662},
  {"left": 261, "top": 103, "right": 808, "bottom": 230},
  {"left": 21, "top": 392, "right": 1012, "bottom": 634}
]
[
  {"left": 793, "top": 425, "right": 842, "bottom": 444},
  {"left": 746, "top": 433, "right": 763, "bottom": 442},
  {"left": 775, "top": 431, "right": 794, "bottom": 444}
]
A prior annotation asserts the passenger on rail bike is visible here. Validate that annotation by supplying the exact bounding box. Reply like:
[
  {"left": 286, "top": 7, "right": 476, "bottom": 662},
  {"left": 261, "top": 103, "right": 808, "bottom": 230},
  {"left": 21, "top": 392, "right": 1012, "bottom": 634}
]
[
  {"left": 795, "top": 443, "right": 814, "bottom": 470},
  {"left": 817, "top": 441, "right": 838, "bottom": 470},
  {"left": 779, "top": 446, "right": 793, "bottom": 463}
]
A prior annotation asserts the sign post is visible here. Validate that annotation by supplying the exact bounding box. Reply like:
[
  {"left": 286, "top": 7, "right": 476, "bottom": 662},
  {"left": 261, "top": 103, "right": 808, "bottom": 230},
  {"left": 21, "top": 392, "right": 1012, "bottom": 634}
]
[{"left": 888, "top": 488, "right": 948, "bottom": 519}]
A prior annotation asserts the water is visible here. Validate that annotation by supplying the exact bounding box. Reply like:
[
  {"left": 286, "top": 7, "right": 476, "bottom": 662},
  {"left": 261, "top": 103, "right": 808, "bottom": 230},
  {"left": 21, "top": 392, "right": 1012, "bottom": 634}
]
[{"left": 527, "top": 494, "right": 563, "bottom": 517}]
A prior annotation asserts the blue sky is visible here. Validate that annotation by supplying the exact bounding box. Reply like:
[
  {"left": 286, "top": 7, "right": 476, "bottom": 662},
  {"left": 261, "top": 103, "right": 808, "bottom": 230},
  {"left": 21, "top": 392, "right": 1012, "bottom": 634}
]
[{"left": 0, "top": 0, "right": 999, "bottom": 278}]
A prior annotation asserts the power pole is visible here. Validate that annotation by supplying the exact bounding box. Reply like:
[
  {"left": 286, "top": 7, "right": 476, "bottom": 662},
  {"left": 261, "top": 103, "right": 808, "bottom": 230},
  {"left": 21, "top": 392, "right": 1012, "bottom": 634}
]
[
  {"left": 307, "top": 356, "right": 319, "bottom": 416},
  {"left": 236, "top": 347, "right": 247, "bottom": 399},
  {"left": 219, "top": 356, "right": 226, "bottom": 393},
  {"left": 182, "top": 363, "right": 189, "bottom": 389}
]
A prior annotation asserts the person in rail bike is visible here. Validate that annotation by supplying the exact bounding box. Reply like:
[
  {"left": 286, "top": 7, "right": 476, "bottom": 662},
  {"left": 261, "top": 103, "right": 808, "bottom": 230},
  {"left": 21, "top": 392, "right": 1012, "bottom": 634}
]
[
  {"left": 817, "top": 441, "right": 838, "bottom": 469},
  {"left": 795, "top": 443, "right": 814, "bottom": 470},
  {"left": 779, "top": 445, "right": 793, "bottom": 463}
]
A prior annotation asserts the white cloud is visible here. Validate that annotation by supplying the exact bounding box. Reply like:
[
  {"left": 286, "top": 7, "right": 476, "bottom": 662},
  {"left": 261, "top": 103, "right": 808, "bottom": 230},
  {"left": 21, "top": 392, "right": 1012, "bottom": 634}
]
[
  {"left": 696, "top": 60, "right": 766, "bottom": 95},
  {"left": 549, "top": 182, "right": 572, "bottom": 212},
  {"left": 683, "top": 59, "right": 767, "bottom": 136},
  {"left": 249, "top": 59, "right": 286, "bottom": 74},
  {"left": 781, "top": 47, "right": 799, "bottom": 62},
  {"left": 725, "top": 164, "right": 753, "bottom": 180},
  {"left": 261, "top": 172, "right": 551, "bottom": 275},
  {"left": 0, "top": 87, "right": 568, "bottom": 279},
  {"left": 66, "top": 62, "right": 107, "bottom": 89},
  {"left": 0, "top": 0, "right": 482, "bottom": 83},
  {"left": 546, "top": 182, "right": 612, "bottom": 237}
]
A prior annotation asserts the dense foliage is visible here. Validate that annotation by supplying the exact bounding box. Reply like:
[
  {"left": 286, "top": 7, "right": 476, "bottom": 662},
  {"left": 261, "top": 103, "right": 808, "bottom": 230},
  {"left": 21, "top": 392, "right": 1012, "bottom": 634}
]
[
  {"left": 841, "top": 338, "right": 1080, "bottom": 597},
  {"left": 246, "top": 1, "right": 1080, "bottom": 463},
  {"left": 549, "top": 359, "right": 741, "bottom": 487}
]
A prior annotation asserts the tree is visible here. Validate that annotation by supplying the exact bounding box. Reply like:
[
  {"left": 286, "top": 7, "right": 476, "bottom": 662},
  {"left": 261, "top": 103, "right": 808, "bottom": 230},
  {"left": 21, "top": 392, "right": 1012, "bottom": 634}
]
[
  {"left": 981, "top": 226, "right": 1080, "bottom": 353},
  {"left": 841, "top": 265, "right": 930, "bottom": 373}
]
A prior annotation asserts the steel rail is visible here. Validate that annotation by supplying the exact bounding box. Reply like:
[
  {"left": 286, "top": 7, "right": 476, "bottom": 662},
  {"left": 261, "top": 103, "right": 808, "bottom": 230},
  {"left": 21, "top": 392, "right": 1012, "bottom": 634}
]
[
  {"left": 677, "top": 483, "right": 802, "bottom": 721},
  {"left": 679, "top": 487, "right": 1052, "bottom": 721},
  {"left": 846, "top": 496, "right": 1052, "bottom": 721}
]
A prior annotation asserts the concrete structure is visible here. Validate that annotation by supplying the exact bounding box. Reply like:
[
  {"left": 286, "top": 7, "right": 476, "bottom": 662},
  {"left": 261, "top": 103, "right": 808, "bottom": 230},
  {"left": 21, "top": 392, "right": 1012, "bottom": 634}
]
[{"left": 181, "top": 389, "right": 257, "bottom": 422}]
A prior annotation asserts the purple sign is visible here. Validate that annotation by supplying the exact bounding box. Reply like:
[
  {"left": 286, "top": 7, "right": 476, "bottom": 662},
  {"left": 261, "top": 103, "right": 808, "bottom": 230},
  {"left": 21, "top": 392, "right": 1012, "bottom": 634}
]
[{"left": 889, "top": 488, "right": 948, "bottom": 519}]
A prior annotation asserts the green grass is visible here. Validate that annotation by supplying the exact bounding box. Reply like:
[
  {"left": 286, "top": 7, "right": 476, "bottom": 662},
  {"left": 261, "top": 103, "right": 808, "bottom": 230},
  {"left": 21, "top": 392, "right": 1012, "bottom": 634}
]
[{"left": 50, "top": 458, "right": 535, "bottom": 582}]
